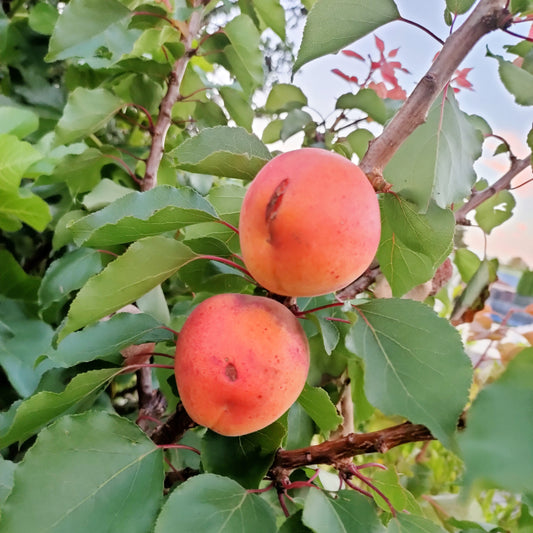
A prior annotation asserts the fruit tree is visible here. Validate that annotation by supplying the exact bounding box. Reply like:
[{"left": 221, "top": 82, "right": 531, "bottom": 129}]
[{"left": 1, "top": 0, "right": 533, "bottom": 532}]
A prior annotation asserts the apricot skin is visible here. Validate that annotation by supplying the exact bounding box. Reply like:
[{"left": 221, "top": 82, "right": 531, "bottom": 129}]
[
  {"left": 174, "top": 293, "right": 309, "bottom": 436},
  {"left": 239, "top": 148, "right": 381, "bottom": 297}
]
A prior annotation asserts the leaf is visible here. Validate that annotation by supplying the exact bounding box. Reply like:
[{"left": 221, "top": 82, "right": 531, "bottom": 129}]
[
  {"left": 0, "top": 368, "right": 117, "bottom": 449},
  {"left": 377, "top": 196, "right": 455, "bottom": 297},
  {"left": 0, "top": 457, "right": 15, "bottom": 506},
  {"left": 55, "top": 87, "right": 125, "bottom": 144},
  {"left": 347, "top": 299, "right": 472, "bottom": 449},
  {"left": 262, "top": 119, "right": 283, "bottom": 144},
  {"left": 253, "top": 0, "right": 286, "bottom": 40},
  {"left": 459, "top": 348, "right": 533, "bottom": 494},
  {"left": 0, "top": 412, "right": 163, "bottom": 533},
  {"left": 219, "top": 86, "right": 254, "bottom": 132},
  {"left": 345, "top": 129, "right": 374, "bottom": 159},
  {"left": 171, "top": 126, "right": 271, "bottom": 180},
  {"left": 446, "top": 0, "right": 476, "bottom": 14},
  {"left": 0, "top": 250, "right": 40, "bottom": 303},
  {"left": 384, "top": 90, "right": 482, "bottom": 212},
  {"left": 454, "top": 248, "right": 481, "bottom": 283},
  {"left": 386, "top": 513, "right": 446, "bottom": 532},
  {"left": 517, "top": 270, "right": 533, "bottom": 297},
  {"left": 0, "top": 188, "right": 51, "bottom": 232},
  {"left": 488, "top": 50, "right": 533, "bottom": 106},
  {"left": 59, "top": 236, "right": 196, "bottom": 340},
  {"left": 154, "top": 473, "right": 277, "bottom": 533},
  {"left": 281, "top": 109, "right": 314, "bottom": 141},
  {"left": 265, "top": 84, "right": 308, "bottom": 113},
  {"left": 474, "top": 189, "right": 516, "bottom": 234},
  {"left": 0, "top": 134, "right": 42, "bottom": 191},
  {"left": 302, "top": 489, "right": 386, "bottom": 533},
  {"left": 39, "top": 248, "right": 103, "bottom": 312},
  {"left": 201, "top": 420, "right": 286, "bottom": 488},
  {"left": 28, "top": 2, "right": 59, "bottom": 35},
  {"left": 81, "top": 178, "right": 133, "bottom": 210},
  {"left": 46, "top": 0, "right": 140, "bottom": 65},
  {"left": 308, "top": 315, "right": 340, "bottom": 355},
  {"left": 46, "top": 312, "right": 173, "bottom": 367},
  {"left": 0, "top": 107, "right": 39, "bottom": 138},
  {"left": 297, "top": 383, "right": 343, "bottom": 434},
  {"left": 224, "top": 14, "right": 264, "bottom": 96},
  {"left": 294, "top": 0, "right": 400, "bottom": 72},
  {"left": 69, "top": 185, "right": 218, "bottom": 246},
  {"left": 336, "top": 89, "right": 387, "bottom": 124}
]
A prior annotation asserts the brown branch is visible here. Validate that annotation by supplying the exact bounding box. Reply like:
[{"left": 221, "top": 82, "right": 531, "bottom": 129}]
[
  {"left": 151, "top": 403, "right": 197, "bottom": 445},
  {"left": 142, "top": 3, "right": 205, "bottom": 191},
  {"left": 455, "top": 155, "right": 531, "bottom": 224},
  {"left": 336, "top": 264, "right": 381, "bottom": 300},
  {"left": 360, "top": 0, "right": 512, "bottom": 190},
  {"left": 272, "top": 421, "right": 434, "bottom": 471}
]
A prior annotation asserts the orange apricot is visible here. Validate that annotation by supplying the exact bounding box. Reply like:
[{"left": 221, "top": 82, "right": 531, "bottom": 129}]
[
  {"left": 174, "top": 293, "right": 309, "bottom": 436},
  {"left": 239, "top": 148, "right": 381, "bottom": 296}
]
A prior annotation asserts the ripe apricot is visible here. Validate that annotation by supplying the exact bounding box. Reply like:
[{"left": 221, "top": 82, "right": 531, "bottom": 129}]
[
  {"left": 239, "top": 148, "right": 381, "bottom": 296},
  {"left": 174, "top": 293, "right": 309, "bottom": 436}
]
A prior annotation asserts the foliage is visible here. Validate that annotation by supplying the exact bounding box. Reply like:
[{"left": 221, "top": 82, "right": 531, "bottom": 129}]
[{"left": 1, "top": 0, "right": 533, "bottom": 532}]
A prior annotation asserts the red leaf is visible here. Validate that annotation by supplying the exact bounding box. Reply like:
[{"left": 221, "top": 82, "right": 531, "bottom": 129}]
[
  {"left": 388, "top": 48, "right": 399, "bottom": 58},
  {"left": 342, "top": 49, "right": 365, "bottom": 61},
  {"left": 386, "top": 86, "right": 407, "bottom": 100},
  {"left": 332, "top": 69, "right": 358, "bottom": 83},
  {"left": 375, "top": 35, "right": 385, "bottom": 53}
]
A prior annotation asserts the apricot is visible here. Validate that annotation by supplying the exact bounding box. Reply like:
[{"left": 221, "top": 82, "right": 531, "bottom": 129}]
[
  {"left": 174, "top": 293, "right": 309, "bottom": 436},
  {"left": 239, "top": 147, "right": 381, "bottom": 296}
]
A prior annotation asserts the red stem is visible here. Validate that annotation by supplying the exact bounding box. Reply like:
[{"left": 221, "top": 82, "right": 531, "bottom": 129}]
[
  {"left": 128, "top": 103, "right": 156, "bottom": 132},
  {"left": 216, "top": 219, "right": 240, "bottom": 234},
  {"left": 198, "top": 254, "right": 255, "bottom": 280},
  {"left": 398, "top": 16, "right": 445, "bottom": 44},
  {"left": 157, "top": 444, "right": 201, "bottom": 455},
  {"left": 102, "top": 154, "right": 142, "bottom": 185}
]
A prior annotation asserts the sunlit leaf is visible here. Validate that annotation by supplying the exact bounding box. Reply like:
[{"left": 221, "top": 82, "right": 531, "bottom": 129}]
[
  {"left": 297, "top": 383, "right": 343, "bottom": 434},
  {"left": 474, "top": 189, "right": 516, "bottom": 234},
  {"left": 488, "top": 50, "right": 533, "bottom": 106},
  {"left": 0, "top": 107, "right": 39, "bottom": 138}
]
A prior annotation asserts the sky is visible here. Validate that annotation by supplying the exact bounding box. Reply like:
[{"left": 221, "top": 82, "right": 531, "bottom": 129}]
[{"left": 278, "top": 0, "right": 533, "bottom": 267}]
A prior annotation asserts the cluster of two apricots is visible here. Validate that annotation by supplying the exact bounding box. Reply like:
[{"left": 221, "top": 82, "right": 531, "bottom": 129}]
[{"left": 174, "top": 148, "right": 381, "bottom": 436}]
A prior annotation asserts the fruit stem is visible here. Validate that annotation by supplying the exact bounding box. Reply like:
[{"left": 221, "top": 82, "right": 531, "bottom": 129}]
[{"left": 215, "top": 219, "right": 240, "bottom": 234}]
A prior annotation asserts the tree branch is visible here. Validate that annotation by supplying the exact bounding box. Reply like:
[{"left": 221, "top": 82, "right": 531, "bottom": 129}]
[
  {"left": 272, "top": 421, "right": 434, "bottom": 471},
  {"left": 455, "top": 155, "right": 532, "bottom": 224},
  {"left": 142, "top": 3, "right": 205, "bottom": 191},
  {"left": 360, "top": 0, "right": 512, "bottom": 190}
]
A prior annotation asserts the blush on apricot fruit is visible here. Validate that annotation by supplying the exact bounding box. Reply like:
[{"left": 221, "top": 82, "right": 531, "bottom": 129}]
[
  {"left": 174, "top": 293, "right": 309, "bottom": 436},
  {"left": 239, "top": 147, "right": 381, "bottom": 297}
]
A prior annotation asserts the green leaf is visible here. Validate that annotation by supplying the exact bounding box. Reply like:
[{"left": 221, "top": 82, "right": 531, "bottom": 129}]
[
  {"left": 347, "top": 358, "right": 374, "bottom": 424},
  {"left": 171, "top": 126, "right": 271, "bottom": 180},
  {"left": 386, "top": 513, "right": 446, "bottom": 532},
  {"left": 474, "top": 190, "right": 516, "bottom": 233},
  {"left": 0, "top": 412, "right": 163, "bottom": 533},
  {"left": 451, "top": 260, "right": 497, "bottom": 323},
  {"left": 308, "top": 315, "right": 340, "bottom": 355},
  {"left": 69, "top": 185, "right": 218, "bottom": 246},
  {"left": 154, "top": 473, "right": 277, "bottom": 533},
  {"left": 219, "top": 86, "right": 254, "bottom": 132},
  {"left": 28, "top": 2, "right": 59, "bottom": 35},
  {"left": 347, "top": 299, "right": 472, "bottom": 449},
  {"left": 81, "top": 178, "right": 133, "bottom": 210},
  {"left": 0, "top": 457, "right": 15, "bottom": 506},
  {"left": 262, "top": 119, "right": 283, "bottom": 144},
  {"left": 0, "top": 368, "right": 117, "bottom": 449},
  {"left": 345, "top": 129, "right": 374, "bottom": 159},
  {"left": 384, "top": 90, "right": 482, "bottom": 212},
  {"left": 302, "top": 489, "right": 386, "bottom": 533},
  {"left": 0, "top": 107, "right": 39, "bottom": 138},
  {"left": 297, "top": 383, "right": 343, "bottom": 434},
  {"left": 377, "top": 196, "right": 455, "bottom": 297},
  {"left": 46, "top": 312, "right": 173, "bottom": 367},
  {"left": 265, "top": 84, "right": 308, "bottom": 113},
  {"left": 224, "top": 14, "right": 264, "bottom": 96},
  {"left": 201, "top": 420, "right": 286, "bottom": 488},
  {"left": 39, "top": 248, "right": 103, "bottom": 313},
  {"left": 0, "top": 134, "right": 42, "bottom": 191},
  {"left": 60, "top": 236, "right": 196, "bottom": 340},
  {"left": 446, "top": 0, "right": 476, "bottom": 14},
  {"left": 253, "top": 0, "right": 286, "bottom": 40},
  {"left": 0, "top": 250, "right": 40, "bottom": 303},
  {"left": 281, "top": 109, "right": 314, "bottom": 141},
  {"left": 454, "top": 248, "right": 481, "bottom": 283},
  {"left": 294, "top": 0, "right": 400, "bottom": 72},
  {"left": 0, "top": 188, "right": 51, "bottom": 232},
  {"left": 55, "top": 87, "right": 125, "bottom": 144},
  {"left": 286, "top": 402, "right": 315, "bottom": 450},
  {"left": 336, "top": 89, "right": 387, "bottom": 124},
  {"left": 0, "top": 300, "right": 56, "bottom": 398},
  {"left": 517, "top": 269, "right": 533, "bottom": 297},
  {"left": 46, "top": 0, "right": 140, "bottom": 65},
  {"left": 459, "top": 348, "right": 533, "bottom": 494},
  {"left": 488, "top": 50, "right": 533, "bottom": 106}
]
